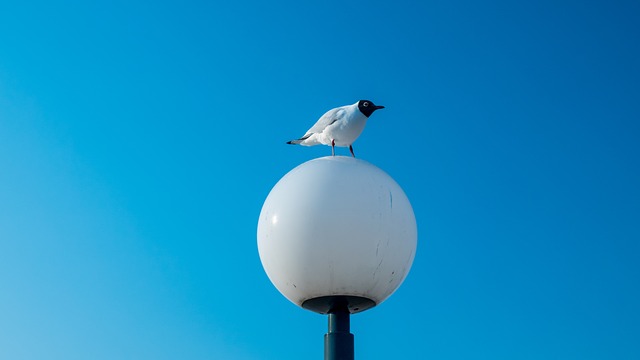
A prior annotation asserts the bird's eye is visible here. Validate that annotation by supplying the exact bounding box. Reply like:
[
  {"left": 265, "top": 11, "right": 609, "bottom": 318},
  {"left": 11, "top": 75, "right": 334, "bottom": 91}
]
[{"left": 363, "top": 102, "right": 369, "bottom": 107}]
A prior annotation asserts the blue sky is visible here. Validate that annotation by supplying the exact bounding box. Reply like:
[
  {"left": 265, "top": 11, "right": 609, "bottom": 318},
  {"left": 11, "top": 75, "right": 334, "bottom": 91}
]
[{"left": 1, "top": 0, "right": 639, "bottom": 359}]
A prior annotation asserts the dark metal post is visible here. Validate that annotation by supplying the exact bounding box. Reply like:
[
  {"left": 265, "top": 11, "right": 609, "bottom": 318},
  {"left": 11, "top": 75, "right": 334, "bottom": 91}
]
[{"left": 324, "top": 302, "right": 354, "bottom": 360}]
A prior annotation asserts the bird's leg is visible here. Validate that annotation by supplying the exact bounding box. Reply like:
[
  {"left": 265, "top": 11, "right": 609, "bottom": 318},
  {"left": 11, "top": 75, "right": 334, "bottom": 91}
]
[
  {"left": 331, "top": 139, "right": 335, "bottom": 156},
  {"left": 349, "top": 145, "right": 355, "bottom": 158}
]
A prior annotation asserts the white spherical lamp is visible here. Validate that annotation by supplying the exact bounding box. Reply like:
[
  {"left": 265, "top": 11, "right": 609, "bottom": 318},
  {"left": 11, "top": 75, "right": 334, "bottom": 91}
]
[{"left": 257, "top": 156, "right": 417, "bottom": 314}]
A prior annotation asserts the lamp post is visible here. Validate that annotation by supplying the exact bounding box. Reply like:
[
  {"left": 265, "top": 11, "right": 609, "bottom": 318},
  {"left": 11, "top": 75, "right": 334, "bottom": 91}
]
[{"left": 257, "top": 156, "right": 417, "bottom": 359}]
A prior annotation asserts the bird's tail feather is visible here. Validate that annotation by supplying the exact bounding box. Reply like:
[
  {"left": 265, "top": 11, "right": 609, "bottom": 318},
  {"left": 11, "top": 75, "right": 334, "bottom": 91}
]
[{"left": 287, "top": 134, "right": 311, "bottom": 145}]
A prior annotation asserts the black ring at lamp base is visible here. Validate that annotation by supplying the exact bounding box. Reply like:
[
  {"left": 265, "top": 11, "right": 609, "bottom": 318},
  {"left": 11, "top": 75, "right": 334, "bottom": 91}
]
[{"left": 301, "top": 295, "right": 376, "bottom": 314}]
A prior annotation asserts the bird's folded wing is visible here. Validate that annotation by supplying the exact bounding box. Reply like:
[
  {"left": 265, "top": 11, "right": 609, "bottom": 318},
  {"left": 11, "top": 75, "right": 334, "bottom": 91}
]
[{"left": 303, "top": 107, "right": 344, "bottom": 136}]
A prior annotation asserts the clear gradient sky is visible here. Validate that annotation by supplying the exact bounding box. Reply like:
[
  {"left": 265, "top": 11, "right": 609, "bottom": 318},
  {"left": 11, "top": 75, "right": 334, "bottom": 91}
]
[{"left": 1, "top": 1, "right": 639, "bottom": 359}]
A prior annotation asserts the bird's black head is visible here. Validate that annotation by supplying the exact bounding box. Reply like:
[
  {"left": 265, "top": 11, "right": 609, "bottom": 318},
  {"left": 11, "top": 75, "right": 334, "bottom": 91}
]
[{"left": 357, "top": 100, "right": 385, "bottom": 117}]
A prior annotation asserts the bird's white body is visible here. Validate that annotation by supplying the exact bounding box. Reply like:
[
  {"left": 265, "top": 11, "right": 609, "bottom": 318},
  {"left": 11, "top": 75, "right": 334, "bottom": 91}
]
[
  {"left": 288, "top": 99, "right": 383, "bottom": 157},
  {"left": 296, "top": 102, "right": 368, "bottom": 147}
]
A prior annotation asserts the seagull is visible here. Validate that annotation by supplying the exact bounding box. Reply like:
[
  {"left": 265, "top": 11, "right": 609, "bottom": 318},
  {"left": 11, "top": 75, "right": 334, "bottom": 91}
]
[{"left": 286, "top": 100, "right": 384, "bottom": 157}]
